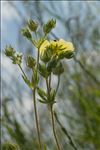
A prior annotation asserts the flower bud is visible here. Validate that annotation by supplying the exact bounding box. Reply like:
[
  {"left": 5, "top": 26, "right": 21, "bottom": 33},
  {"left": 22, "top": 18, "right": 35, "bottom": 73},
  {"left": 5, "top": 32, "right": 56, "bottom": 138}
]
[
  {"left": 43, "top": 19, "right": 56, "bottom": 35},
  {"left": 12, "top": 53, "right": 22, "bottom": 65},
  {"left": 26, "top": 55, "right": 36, "bottom": 69},
  {"left": 52, "top": 62, "right": 64, "bottom": 75},
  {"left": 27, "top": 19, "right": 38, "bottom": 32},
  {"left": 47, "top": 58, "right": 58, "bottom": 72},
  {"left": 21, "top": 27, "right": 32, "bottom": 39},
  {"left": 4, "top": 46, "right": 15, "bottom": 57}
]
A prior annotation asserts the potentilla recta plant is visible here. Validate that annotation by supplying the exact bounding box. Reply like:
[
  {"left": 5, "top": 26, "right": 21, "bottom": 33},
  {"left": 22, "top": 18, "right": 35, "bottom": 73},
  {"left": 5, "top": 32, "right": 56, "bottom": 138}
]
[{"left": 4, "top": 19, "right": 75, "bottom": 150}]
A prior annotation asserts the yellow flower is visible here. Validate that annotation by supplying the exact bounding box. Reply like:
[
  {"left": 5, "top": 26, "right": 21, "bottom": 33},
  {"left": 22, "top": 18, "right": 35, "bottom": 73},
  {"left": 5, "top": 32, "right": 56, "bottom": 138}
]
[
  {"left": 39, "top": 39, "right": 74, "bottom": 62},
  {"left": 50, "top": 39, "right": 74, "bottom": 59}
]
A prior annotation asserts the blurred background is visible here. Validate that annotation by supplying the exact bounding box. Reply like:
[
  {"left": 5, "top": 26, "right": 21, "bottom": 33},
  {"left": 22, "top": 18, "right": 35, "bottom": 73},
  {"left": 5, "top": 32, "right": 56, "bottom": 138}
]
[{"left": 1, "top": 1, "right": 100, "bottom": 150}]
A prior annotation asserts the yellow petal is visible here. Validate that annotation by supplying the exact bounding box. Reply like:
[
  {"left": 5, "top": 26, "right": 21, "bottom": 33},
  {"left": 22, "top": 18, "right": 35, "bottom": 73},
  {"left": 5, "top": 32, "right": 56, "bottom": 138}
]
[
  {"left": 39, "top": 40, "right": 50, "bottom": 55},
  {"left": 58, "top": 39, "right": 74, "bottom": 52},
  {"left": 50, "top": 40, "right": 58, "bottom": 50}
]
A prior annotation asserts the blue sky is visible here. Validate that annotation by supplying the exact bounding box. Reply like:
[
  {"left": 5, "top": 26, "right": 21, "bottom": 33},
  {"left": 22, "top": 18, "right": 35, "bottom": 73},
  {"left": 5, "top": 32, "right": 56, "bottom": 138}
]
[{"left": 1, "top": 0, "right": 100, "bottom": 115}]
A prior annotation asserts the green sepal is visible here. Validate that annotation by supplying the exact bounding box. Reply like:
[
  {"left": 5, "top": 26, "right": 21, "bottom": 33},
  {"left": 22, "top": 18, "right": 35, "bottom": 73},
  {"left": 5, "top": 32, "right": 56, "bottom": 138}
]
[
  {"left": 49, "top": 89, "right": 56, "bottom": 103},
  {"left": 38, "top": 99, "right": 48, "bottom": 104},
  {"left": 39, "top": 63, "right": 50, "bottom": 78},
  {"left": 58, "top": 51, "right": 74, "bottom": 59},
  {"left": 37, "top": 38, "right": 45, "bottom": 49},
  {"left": 27, "top": 19, "right": 38, "bottom": 32},
  {"left": 26, "top": 55, "right": 36, "bottom": 69},
  {"left": 21, "top": 27, "right": 32, "bottom": 40},
  {"left": 47, "top": 58, "right": 57, "bottom": 72},
  {"left": 65, "top": 51, "right": 74, "bottom": 59},
  {"left": 32, "top": 69, "right": 39, "bottom": 87},
  {"left": 37, "top": 87, "right": 47, "bottom": 101},
  {"left": 43, "top": 19, "right": 56, "bottom": 35},
  {"left": 52, "top": 62, "right": 64, "bottom": 75},
  {"left": 31, "top": 39, "right": 38, "bottom": 47},
  {"left": 4, "top": 45, "right": 15, "bottom": 57}
]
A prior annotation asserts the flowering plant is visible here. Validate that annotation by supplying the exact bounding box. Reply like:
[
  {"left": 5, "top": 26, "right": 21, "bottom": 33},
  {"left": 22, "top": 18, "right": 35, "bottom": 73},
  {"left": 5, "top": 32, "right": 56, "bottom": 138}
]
[{"left": 4, "top": 19, "right": 75, "bottom": 150}]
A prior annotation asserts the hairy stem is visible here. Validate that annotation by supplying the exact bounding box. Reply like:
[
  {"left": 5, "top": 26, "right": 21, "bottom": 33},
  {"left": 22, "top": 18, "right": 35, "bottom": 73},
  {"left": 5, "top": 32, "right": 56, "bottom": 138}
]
[
  {"left": 46, "top": 77, "right": 62, "bottom": 150},
  {"left": 50, "top": 106, "right": 62, "bottom": 150},
  {"left": 32, "top": 47, "right": 42, "bottom": 149},
  {"left": 32, "top": 89, "right": 42, "bottom": 150},
  {"left": 55, "top": 75, "right": 60, "bottom": 95},
  {"left": 19, "top": 64, "right": 27, "bottom": 79}
]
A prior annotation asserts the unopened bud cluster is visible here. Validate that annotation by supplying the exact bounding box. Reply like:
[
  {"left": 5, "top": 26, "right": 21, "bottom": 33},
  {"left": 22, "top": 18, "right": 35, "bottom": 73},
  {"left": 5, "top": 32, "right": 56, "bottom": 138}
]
[
  {"left": 5, "top": 46, "right": 22, "bottom": 65},
  {"left": 27, "top": 20, "right": 38, "bottom": 32},
  {"left": 26, "top": 55, "right": 36, "bottom": 69},
  {"left": 43, "top": 19, "right": 56, "bottom": 35}
]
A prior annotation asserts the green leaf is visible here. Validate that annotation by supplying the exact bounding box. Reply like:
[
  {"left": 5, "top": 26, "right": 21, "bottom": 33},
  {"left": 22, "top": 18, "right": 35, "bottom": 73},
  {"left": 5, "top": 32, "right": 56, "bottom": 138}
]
[
  {"left": 37, "top": 87, "right": 47, "bottom": 101},
  {"left": 38, "top": 99, "right": 48, "bottom": 104},
  {"left": 47, "top": 58, "right": 57, "bottom": 72},
  {"left": 22, "top": 75, "right": 33, "bottom": 89},
  {"left": 50, "top": 89, "right": 56, "bottom": 103}
]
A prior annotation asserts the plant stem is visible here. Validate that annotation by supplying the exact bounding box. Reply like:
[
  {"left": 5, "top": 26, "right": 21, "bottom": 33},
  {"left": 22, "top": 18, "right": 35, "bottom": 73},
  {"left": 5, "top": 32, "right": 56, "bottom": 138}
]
[
  {"left": 55, "top": 75, "right": 60, "bottom": 95},
  {"left": 46, "top": 77, "right": 62, "bottom": 150},
  {"left": 19, "top": 64, "right": 27, "bottom": 79},
  {"left": 54, "top": 112, "right": 78, "bottom": 150},
  {"left": 37, "top": 48, "right": 40, "bottom": 69},
  {"left": 50, "top": 105, "right": 62, "bottom": 150},
  {"left": 32, "top": 89, "right": 42, "bottom": 150},
  {"left": 19, "top": 54, "right": 42, "bottom": 149},
  {"left": 32, "top": 47, "right": 42, "bottom": 149}
]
